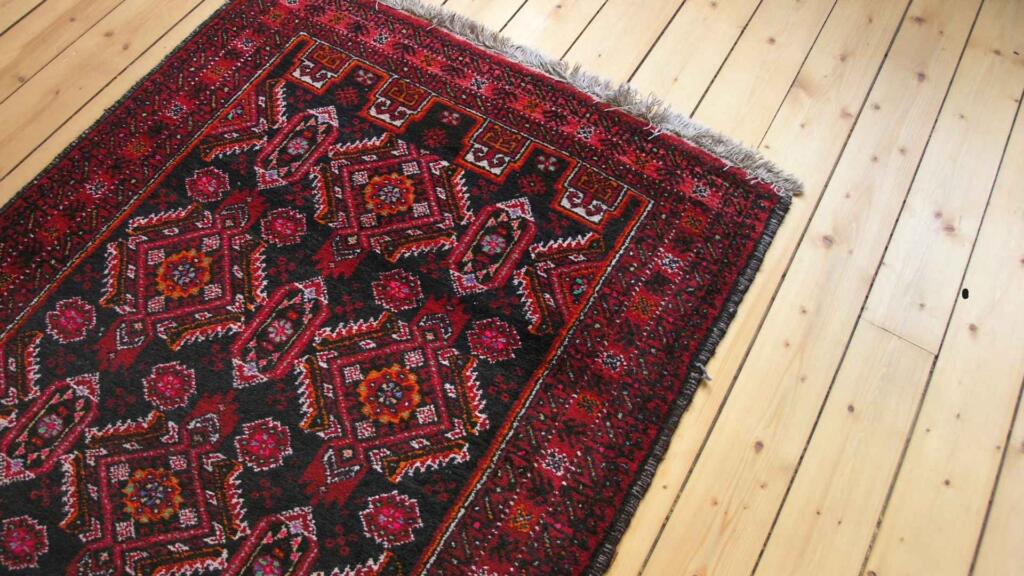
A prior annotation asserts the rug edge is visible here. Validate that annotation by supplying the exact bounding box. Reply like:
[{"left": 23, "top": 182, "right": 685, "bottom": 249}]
[
  {"left": 585, "top": 192, "right": 791, "bottom": 574},
  {"left": 375, "top": 1, "right": 799, "bottom": 573},
  {"left": 0, "top": 0, "right": 241, "bottom": 221},
  {"left": 379, "top": 0, "right": 804, "bottom": 199}
]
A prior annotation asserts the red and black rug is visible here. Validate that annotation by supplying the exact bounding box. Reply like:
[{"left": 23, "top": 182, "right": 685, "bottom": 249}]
[{"left": 0, "top": 1, "right": 797, "bottom": 574}]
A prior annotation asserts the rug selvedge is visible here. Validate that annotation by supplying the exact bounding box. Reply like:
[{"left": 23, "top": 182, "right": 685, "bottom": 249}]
[{"left": 0, "top": 1, "right": 791, "bottom": 574}]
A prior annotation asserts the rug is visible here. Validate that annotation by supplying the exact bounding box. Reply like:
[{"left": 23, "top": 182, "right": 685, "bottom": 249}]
[{"left": 0, "top": 1, "right": 797, "bottom": 574}]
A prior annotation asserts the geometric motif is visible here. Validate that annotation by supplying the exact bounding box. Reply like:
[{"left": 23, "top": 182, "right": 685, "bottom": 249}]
[
  {"left": 460, "top": 121, "right": 532, "bottom": 181},
  {"left": 371, "top": 269, "right": 423, "bottom": 313},
  {"left": 298, "top": 299, "right": 487, "bottom": 507},
  {"left": 515, "top": 232, "right": 606, "bottom": 336},
  {"left": 447, "top": 197, "right": 536, "bottom": 295},
  {"left": 185, "top": 166, "right": 230, "bottom": 203},
  {"left": 0, "top": 330, "right": 41, "bottom": 411},
  {"left": 0, "top": 373, "right": 99, "bottom": 486},
  {"left": 97, "top": 204, "right": 266, "bottom": 371},
  {"left": 466, "top": 318, "right": 522, "bottom": 364},
  {"left": 44, "top": 298, "right": 96, "bottom": 344},
  {"left": 0, "top": 515, "right": 48, "bottom": 570},
  {"left": 61, "top": 402, "right": 246, "bottom": 576},
  {"left": 142, "top": 362, "right": 197, "bottom": 411},
  {"left": 313, "top": 134, "right": 473, "bottom": 278},
  {"left": 256, "top": 107, "right": 340, "bottom": 189},
  {"left": 359, "top": 491, "right": 422, "bottom": 548},
  {"left": 231, "top": 279, "right": 330, "bottom": 388},
  {"left": 234, "top": 417, "right": 293, "bottom": 471},
  {"left": 554, "top": 164, "right": 631, "bottom": 227},
  {"left": 260, "top": 207, "right": 308, "bottom": 247},
  {"left": 222, "top": 507, "right": 318, "bottom": 576}
]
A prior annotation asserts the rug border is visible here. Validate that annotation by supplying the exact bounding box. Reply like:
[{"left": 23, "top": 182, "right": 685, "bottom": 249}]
[
  {"left": 371, "top": 1, "right": 798, "bottom": 573},
  {"left": 380, "top": 0, "right": 803, "bottom": 200},
  {"left": 0, "top": 2, "right": 798, "bottom": 573},
  {"left": 586, "top": 195, "right": 791, "bottom": 575}
]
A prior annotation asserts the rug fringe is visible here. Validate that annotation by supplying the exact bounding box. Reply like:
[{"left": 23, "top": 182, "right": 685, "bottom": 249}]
[{"left": 378, "top": 0, "right": 803, "bottom": 198}]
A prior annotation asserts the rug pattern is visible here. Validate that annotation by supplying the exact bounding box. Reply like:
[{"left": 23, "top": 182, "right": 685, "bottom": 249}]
[{"left": 0, "top": 1, "right": 787, "bottom": 574}]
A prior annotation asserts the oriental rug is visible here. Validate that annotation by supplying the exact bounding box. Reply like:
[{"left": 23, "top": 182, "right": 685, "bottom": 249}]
[{"left": 0, "top": 1, "right": 798, "bottom": 574}]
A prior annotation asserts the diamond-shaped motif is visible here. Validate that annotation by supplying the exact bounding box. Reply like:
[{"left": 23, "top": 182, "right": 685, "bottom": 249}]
[
  {"left": 97, "top": 205, "right": 265, "bottom": 371},
  {"left": 312, "top": 134, "right": 473, "bottom": 278}
]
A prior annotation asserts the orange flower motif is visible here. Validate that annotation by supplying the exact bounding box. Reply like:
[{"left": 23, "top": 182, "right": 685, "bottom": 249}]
[
  {"left": 121, "top": 468, "right": 184, "bottom": 524},
  {"left": 358, "top": 365, "right": 421, "bottom": 424},
  {"left": 155, "top": 249, "right": 212, "bottom": 299},
  {"left": 363, "top": 173, "right": 416, "bottom": 217}
]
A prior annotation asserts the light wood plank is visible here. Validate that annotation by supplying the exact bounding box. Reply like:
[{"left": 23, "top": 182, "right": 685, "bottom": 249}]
[
  {"left": 501, "top": 0, "right": 605, "bottom": 57},
  {"left": 974, "top": 376, "right": 1024, "bottom": 575},
  {"left": 693, "top": 0, "right": 837, "bottom": 145},
  {"left": 0, "top": 0, "right": 43, "bottom": 35},
  {"left": 862, "top": 5, "right": 1024, "bottom": 353},
  {"left": 864, "top": 75, "right": 1024, "bottom": 576},
  {"left": 0, "top": 0, "right": 209, "bottom": 178},
  {"left": 562, "top": 0, "right": 684, "bottom": 83},
  {"left": 0, "top": 0, "right": 226, "bottom": 206},
  {"left": 608, "top": 0, "right": 909, "bottom": 573},
  {"left": 755, "top": 321, "right": 934, "bottom": 576},
  {"left": 630, "top": 0, "right": 761, "bottom": 114},
  {"left": 441, "top": 0, "right": 525, "bottom": 29},
  {"left": 642, "top": 0, "right": 983, "bottom": 573},
  {"left": 0, "top": 0, "right": 125, "bottom": 103},
  {"left": 755, "top": 3, "right": 1024, "bottom": 572}
]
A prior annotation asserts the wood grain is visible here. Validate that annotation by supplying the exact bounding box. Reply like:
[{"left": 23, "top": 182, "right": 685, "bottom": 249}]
[
  {"left": 608, "top": 0, "right": 911, "bottom": 572},
  {"left": 562, "top": 0, "right": 684, "bottom": 83},
  {"left": 0, "top": 0, "right": 125, "bottom": 103},
  {"left": 0, "top": 0, "right": 44, "bottom": 35},
  {"left": 0, "top": 0, "right": 209, "bottom": 178},
  {"left": 642, "top": 0, "right": 983, "bottom": 573},
  {"left": 502, "top": 0, "right": 605, "bottom": 57},
  {"left": 630, "top": 0, "right": 761, "bottom": 114},
  {"left": 864, "top": 44, "right": 1024, "bottom": 573},
  {"left": 440, "top": 0, "right": 524, "bottom": 29},
  {"left": 755, "top": 321, "right": 934, "bottom": 576},
  {"left": 0, "top": 0, "right": 227, "bottom": 205},
  {"left": 693, "top": 0, "right": 838, "bottom": 145},
  {"left": 756, "top": 3, "right": 1024, "bottom": 569}
]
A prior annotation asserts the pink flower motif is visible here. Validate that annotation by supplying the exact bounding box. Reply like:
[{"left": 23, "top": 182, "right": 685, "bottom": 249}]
[
  {"left": 45, "top": 297, "right": 95, "bottom": 343},
  {"left": 359, "top": 491, "right": 422, "bottom": 548},
  {"left": 260, "top": 208, "right": 307, "bottom": 246},
  {"left": 143, "top": 362, "right": 197, "bottom": 411},
  {"left": 467, "top": 318, "right": 522, "bottom": 363},
  {"left": 185, "top": 166, "right": 230, "bottom": 202},
  {"left": 34, "top": 414, "right": 65, "bottom": 439},
  {"left": 264, "top": 317, "right": 296, "bottom": 345},
  {"left": 235, "top": 418, "right": 292, "bottom": 471},
  {"left": 478, "top": 233, "right": 508, "bottom": 256},
  {"left": 371, "top": 270, "right": 423, "bottom": 312},
  {"left": 285, "top": 136, "right": 310, "bottom": 156},
  {"left": 252, "top": 554, "right": 283, "bottom": 576},
  {"left": 0, "top": 516, "right": 48, "bottom": 570}
]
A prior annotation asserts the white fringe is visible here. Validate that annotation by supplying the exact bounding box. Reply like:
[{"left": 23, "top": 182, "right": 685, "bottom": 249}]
[{"left": 377, "top": 0, "right": 803, "bottom": 198}]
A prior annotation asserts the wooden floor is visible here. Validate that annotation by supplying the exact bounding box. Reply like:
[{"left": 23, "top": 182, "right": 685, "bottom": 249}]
[{"left": 1, "top": 0, "right": 1022, "bottom": 574}]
